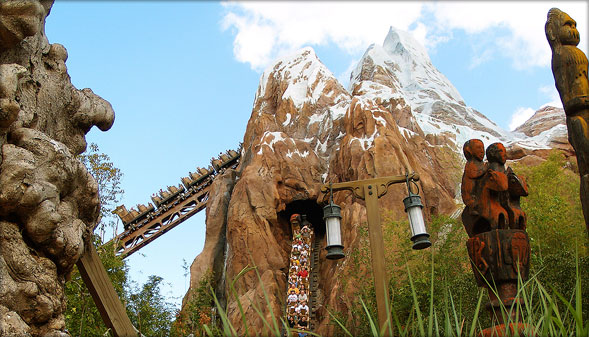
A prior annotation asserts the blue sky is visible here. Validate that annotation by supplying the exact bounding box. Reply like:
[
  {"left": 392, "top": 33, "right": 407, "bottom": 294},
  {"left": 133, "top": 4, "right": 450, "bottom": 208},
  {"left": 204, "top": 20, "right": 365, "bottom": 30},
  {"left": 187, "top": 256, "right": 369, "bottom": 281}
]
[{"left": 44, "top": 1, "right": 587, "bottom": 307}]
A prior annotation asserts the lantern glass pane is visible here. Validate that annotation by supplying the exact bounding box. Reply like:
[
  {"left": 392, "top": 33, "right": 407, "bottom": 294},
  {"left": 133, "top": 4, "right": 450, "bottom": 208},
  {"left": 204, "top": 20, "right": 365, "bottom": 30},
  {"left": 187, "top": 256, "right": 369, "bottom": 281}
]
[
  {"left": 326, "top": 217, "right": 342, "bottom": 247},
  {"left": 407, "top": 206, "right": 427, "bottom": 236}
]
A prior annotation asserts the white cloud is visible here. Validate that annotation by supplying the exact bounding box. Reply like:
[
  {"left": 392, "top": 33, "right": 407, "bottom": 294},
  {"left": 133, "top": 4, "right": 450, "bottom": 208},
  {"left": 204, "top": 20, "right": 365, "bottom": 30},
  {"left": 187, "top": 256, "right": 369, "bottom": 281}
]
[
  {"left": 221, "top": 1, "right": 425, "bottom": 71},
  {"left": 222, "top": 12, "right": 277, "bottom": 69},
  {"left": 509, "top": 107, "right": 536, "bottom": 130},
  {"left": 431, "top": 2, "right": 588, "bottom": 69},
  {"left": 221, "top": 1, "right": 588, "bottom": 72}
]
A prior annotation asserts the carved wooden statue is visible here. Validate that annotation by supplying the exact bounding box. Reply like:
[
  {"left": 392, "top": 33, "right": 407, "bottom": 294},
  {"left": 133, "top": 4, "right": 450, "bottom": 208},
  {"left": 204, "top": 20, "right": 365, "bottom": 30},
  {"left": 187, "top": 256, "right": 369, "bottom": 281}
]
[
  {"left": 461, "top": 140, "right": 531, "bottom": 336},
  {"left": 546, "top": 8, "right": 589, "bottom": 234}
]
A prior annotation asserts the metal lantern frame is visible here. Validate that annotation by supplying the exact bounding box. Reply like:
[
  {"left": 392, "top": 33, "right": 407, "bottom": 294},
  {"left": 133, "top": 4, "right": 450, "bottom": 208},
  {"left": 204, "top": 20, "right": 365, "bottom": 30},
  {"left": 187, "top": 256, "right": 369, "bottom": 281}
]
[
  {"left": 323, "top": 183, "right": 345, "bottom": 260},
  {"left": 403, "top": 176, "right": 431, "bottom": 250}
]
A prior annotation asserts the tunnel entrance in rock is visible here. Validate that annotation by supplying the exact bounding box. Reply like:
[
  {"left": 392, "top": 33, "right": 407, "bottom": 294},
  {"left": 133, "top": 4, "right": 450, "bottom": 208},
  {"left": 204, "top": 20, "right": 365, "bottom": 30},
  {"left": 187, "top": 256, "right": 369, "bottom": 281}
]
[
  {"left": 278, "top": 199, "right": 325, "bottom": 238},
  {"left": 278, "top": 198, "right": 324, "bottom": 331}
]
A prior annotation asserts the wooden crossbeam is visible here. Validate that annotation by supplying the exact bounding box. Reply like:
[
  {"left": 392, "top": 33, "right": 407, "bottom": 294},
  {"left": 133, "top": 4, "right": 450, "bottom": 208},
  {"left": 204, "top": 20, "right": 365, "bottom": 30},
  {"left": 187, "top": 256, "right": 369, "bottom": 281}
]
[
  {"left": 114, "top": 185, "right": 211, "bottom": 258},
  {"left": 77, "top": 243, "right": 138, "bottom": 337}
]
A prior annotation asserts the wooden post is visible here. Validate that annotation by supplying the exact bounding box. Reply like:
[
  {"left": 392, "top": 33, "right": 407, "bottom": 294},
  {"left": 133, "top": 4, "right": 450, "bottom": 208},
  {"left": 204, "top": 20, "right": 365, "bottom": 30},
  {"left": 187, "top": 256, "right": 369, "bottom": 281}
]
[
  {"left": 364, "top": 183, "right": 390, "bottom": 333},
  {"left": 77, "top": 243, "right": 138, "bottom": 337},
  {"left": 320, "top": 173, "right": 423, "bottom": 334}
]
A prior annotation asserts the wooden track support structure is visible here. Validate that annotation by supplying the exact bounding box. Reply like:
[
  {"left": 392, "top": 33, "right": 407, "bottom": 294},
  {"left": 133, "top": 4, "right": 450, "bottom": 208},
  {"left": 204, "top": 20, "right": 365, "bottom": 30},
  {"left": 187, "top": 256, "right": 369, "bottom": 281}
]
[{"left": 114, "top": 185, "right": 211, "bottom": 258}]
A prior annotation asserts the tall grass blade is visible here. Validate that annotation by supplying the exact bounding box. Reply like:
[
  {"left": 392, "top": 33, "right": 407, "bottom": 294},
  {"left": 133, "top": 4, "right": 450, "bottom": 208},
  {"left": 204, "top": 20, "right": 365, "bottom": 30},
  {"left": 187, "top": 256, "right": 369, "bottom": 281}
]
[
  {"left": 229, "top": 265, "right": 256, "bottom": 336},
  {"left": 550, "top": 285, "right": 584, "bottom": 336},
  {"left": 468, "top": 289, "right": 485, "bottom": 337},
  {"left": 383, "top": 281, "right": 393, "bottom": 337},
  {"left": 328, "top": 310, "right": 354, "bottom": 337},
  {"left": 211, "top": 288, "right": 236, "bottom": 336},
  {"left": 406, "top": 264, "right": 425, "bottom": 336},
  {"left": 574, "top": 245, "right": 587, "bottom": 336},
  {"left": 444, "top": 288, "right": 452, "bottom": 336},
  {"left": 434, "top": 310, "right": 440, "bottom": 337},
  {"left": 360, "top": 297, "right": 379, "bottom": 336},
  {"left": 202, "top": 323, "right": 214, "bottom": 337},
  {"left": 250, "top": 300, "right": 277, "bottom": 335},
  {"left": 391, "top": 305, "right": 405, "bottom": 337},
  {"left": 448, "top": 289, "right": 461, "bottom": 337},
  {"left": 251, "top": 264, "right": 281, "bottom": 336}
]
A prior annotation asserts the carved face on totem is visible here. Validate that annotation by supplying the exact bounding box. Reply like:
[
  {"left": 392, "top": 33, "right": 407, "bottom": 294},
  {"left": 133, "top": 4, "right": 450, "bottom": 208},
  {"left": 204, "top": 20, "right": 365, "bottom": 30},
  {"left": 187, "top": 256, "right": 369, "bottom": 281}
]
[
  {"left": 486, "top": 142, "right": 506, "bottom": 165},
  {"left": 546, "top": 8, "right": 581, "bottom": 48},
  {"left": 557, "top": 12, "right": 580, "bottom": 46},
  {"left": 463, "top": 139, "right": 485, "bottom": 161}
]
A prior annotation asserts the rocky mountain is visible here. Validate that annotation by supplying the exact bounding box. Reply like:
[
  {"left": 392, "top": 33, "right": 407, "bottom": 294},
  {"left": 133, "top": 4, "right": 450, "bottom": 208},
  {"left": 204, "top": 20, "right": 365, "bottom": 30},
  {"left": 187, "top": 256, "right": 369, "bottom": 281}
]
[
  {"left": 514, "top": 105, "right": 571, "bottom": 151},
  {"left": 183, "top": 27, "right": 572, "bottom": 334},
  {"left": 507, "top": 105, "right": 572, "bottom": 166}
]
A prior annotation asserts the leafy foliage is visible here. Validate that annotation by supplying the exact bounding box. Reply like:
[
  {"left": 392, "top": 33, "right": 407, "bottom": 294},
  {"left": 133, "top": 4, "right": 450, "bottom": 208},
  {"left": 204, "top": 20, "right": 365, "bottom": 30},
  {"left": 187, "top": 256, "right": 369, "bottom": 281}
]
[
  {"left": 65, "top": 237, "right": 176, "bottom": 336},
  {"left": 66, "top": 143, "right": 175, "bottom": 336},
  {"left": 171, "top": 270, "right": 220, "bottom": 336},
  {"left": 336, "top": 214, "right": 481, "bottom": 336},
  {"left": 128, "top": 275, "right": 175, "bottom": 336},
  {"left": 512, "top": 151, "right": 589, "bottom": 319},
  {"left": 78, "top": 143, "right": 123, "bottom": 240}
]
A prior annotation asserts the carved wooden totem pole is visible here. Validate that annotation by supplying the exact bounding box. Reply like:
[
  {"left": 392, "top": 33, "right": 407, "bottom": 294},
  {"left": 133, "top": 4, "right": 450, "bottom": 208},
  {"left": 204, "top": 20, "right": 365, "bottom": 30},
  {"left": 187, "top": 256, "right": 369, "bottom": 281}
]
[
  {"left": 545, "top": 8, "right": 589, "bottom": 234},
  {"left": 461, "top": 140, "right": 531, "bottom": 336}
]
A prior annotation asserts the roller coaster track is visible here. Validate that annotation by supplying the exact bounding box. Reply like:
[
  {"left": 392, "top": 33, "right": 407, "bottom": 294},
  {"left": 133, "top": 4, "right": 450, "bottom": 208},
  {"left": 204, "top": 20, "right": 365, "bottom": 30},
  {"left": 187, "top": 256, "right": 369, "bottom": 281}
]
[{"left": 109, "top": 147, "right": 241, "bottom": 258}]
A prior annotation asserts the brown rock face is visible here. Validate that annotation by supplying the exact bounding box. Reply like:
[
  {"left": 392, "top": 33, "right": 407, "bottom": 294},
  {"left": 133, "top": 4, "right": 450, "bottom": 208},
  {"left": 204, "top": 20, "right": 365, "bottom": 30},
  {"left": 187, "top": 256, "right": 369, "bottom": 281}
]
[
  {"left": 183, "top": 46, "right": 461, "bottom": 335},
  {"left": 0, "top": 1, "right": 114, "bottom": 335}
]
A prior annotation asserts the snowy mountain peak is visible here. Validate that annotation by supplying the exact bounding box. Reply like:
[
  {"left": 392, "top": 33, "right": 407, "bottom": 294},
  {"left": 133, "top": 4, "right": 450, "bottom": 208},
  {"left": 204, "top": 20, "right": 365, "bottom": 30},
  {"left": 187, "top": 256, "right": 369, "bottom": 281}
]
[
  {"left": 349, "top": 26, "right": 517, "bottom": 149},
  {"left": 351, "top": 26, "right": 466, "bottom": 107},
  {"left": 256, "top": 47, "right": 339, "bottom": 110},
  {"left": 382, "top": 26, "right": 430, "bottom": 64}
]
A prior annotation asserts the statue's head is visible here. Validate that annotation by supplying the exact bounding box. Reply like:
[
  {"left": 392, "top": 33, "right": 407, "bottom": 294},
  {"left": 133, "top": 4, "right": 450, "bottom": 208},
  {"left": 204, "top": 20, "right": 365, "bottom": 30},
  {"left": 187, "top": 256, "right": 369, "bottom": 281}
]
[
  {"left": 486, "top": 142, "right": 506, "bottom": 165},
  {"left": 546, "top": 8, "right": 580, "bottom": 49},
  {"left": 463, "top": 139, "right": 485, "bottom": 161}
]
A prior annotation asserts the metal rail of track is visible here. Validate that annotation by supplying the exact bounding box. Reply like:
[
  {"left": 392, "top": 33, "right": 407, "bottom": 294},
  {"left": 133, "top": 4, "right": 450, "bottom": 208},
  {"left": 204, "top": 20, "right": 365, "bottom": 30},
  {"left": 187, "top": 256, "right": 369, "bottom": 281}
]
[
  {"left": 109, "top": 147, "right": 241, "bottom": 258},
  {"left": 309, "top": 233, "right": 321, "bottom": 331}
]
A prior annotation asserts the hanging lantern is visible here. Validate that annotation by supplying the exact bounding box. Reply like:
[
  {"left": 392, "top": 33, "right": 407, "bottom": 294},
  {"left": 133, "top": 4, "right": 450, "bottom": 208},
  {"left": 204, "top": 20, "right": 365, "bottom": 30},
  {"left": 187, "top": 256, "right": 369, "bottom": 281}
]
[
  {"left": 323, "top": 184, "right": 344, "bottom": 260},
  {"left": 403, "top": 177, "right": 431, "bottom": 250}
]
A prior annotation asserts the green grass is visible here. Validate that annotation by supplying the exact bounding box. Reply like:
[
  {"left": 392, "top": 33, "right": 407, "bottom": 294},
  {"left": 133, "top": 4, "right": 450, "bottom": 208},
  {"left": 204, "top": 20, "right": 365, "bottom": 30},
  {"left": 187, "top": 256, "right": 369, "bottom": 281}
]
[{"left": 197, "top": 250, "right": 587, "bottom": 337}]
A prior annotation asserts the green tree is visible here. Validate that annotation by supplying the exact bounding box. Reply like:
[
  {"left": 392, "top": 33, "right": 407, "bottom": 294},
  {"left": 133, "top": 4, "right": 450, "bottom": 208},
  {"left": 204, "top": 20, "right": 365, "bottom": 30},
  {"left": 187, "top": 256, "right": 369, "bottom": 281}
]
[
  {"left": 66, "top": 143, "right": 176, "bottom": 336},
  {"left": 78, "top": 143, "right": 123, "bottom": 241},
  {"left": 171, "top": 270, "right": 220, "bottom": 337},
  {"left": 128, "top": 275, "right": 175, "bottom": 336},
  {"left": 512, "top": 151, "right": 587, "bottom": 256}
]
